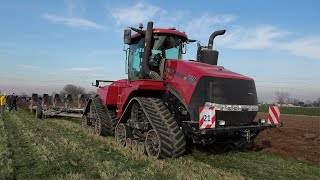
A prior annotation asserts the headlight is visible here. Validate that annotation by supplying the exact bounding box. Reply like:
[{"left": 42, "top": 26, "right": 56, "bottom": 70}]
[{"left": 218, "top": 120, "right": 226, "bottom": 126}]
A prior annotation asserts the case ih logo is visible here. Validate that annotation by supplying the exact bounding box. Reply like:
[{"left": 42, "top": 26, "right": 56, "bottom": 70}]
[
  {"left": 165, "top": 68, "right": 197, "bottom": 85},
  {"left": 185, "top": 75, "right": 196, "bottom": 85}
]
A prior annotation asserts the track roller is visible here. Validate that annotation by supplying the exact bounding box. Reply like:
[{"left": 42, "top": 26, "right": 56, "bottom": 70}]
[
  {"left": 115, "top": 123, "right": 132, "bottom": 146},
  {"left": 126, "top": 138, "right": 133, "bottom": 149},
  {"left": 137, "top": 142, "right": 146, "bottom": 155},
  {"left": 131, "top": 140, "right": 139, "bottom": 152}
]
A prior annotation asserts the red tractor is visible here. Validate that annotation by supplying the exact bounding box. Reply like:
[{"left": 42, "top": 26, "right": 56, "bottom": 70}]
[{"left": 83, "top": 21, "right": 280, "bottom": 159}]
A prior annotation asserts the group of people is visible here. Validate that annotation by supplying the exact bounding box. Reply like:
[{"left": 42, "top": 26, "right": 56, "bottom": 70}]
[{"left": 0, "top": 93, "right": 18, "bottom": 115}]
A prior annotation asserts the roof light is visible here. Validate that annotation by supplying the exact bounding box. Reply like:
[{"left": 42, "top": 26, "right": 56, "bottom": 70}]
[{"left": 139, "top": 23, "right": 143, "bottom": 30}]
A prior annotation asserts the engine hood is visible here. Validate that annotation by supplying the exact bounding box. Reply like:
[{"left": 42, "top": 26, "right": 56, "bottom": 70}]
[{"left": 183, "top": 60, "right": 253, "bottom": 81}]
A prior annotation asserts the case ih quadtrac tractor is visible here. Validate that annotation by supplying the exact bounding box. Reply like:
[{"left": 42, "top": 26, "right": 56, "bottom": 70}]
[{"left": 83, "top": 21, "right": 280, "bottom": 159}]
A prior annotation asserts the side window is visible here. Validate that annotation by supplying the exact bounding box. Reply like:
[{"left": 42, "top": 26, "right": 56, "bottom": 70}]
[
  {"left": 165, "top": 46, "right": 180, "bottom": 59},
  {"left": 128, "top": 38, "right": 144, "bottom": 80}
]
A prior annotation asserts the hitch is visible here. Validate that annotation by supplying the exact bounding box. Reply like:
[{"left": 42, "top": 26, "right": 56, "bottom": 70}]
[{"left": 242, "top": 129, "right": 252, "bottom": 143}]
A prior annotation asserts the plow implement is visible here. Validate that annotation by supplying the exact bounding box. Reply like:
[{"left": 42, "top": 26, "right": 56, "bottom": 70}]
[{"left": 29, "top": 93, "right": 88, "bottom": 119}]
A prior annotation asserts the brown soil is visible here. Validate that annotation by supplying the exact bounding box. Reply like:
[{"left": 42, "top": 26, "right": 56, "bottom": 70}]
[{"left": 251, "top": 112, "right": 320, "bottom": 164}]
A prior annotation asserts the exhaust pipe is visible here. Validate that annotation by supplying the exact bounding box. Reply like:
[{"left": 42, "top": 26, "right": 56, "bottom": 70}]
[
  {"left": 208, "top": 30, "right": 226, "bottom": 50},
  {"left": 142, "top": 21, "right": 162, "bottom": 80}
]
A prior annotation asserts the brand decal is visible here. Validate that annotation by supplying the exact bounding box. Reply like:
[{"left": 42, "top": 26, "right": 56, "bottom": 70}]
[{"left": 165, "top": 68, "right": 197, "bottom": 85}]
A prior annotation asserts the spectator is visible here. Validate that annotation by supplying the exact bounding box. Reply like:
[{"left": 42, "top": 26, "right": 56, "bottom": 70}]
[
  {"left": 9, "top": 93, "right": 18, "bottom": 112},
  {"left": 0, "top": 93, "right": 6, "bottom": 114}
]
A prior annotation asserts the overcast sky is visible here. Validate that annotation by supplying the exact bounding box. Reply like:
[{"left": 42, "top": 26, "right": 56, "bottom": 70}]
[{"left": 0, "top": 0, "right": 320, "bottom": 103}]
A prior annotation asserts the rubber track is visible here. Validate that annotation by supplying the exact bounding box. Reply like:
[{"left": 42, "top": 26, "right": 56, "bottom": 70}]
[
  {"left": 106, "top": 107, "right": 117, "bottom": 136},
  {"left": 92, "top": 97, "right": 117, "bottom": 136},
  {"left": 136, "top": 97, "right": 186, "bottom": 158}
]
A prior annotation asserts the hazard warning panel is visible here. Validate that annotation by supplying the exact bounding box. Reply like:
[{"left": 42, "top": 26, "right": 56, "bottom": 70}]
[
  {"left": 199, "top": 106, "right": 216, "bottom": 129},
  {"left": 267, "top": 106, "right": 281, "bottom": 125}
]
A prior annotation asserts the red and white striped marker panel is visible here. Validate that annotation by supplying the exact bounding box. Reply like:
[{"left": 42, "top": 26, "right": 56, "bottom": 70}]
[
  {"left": 199, "top": 106, "right": 216, "bottom": 129},
  {"left": 267, "top": 106, "right": 281, "bottom": 125}
]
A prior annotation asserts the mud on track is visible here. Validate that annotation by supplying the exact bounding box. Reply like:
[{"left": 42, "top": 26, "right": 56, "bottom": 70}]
[{"left": 252, "top": 112, "right": 320, "bottom": 164}]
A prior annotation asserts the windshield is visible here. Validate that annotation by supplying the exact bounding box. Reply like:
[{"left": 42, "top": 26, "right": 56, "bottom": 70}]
[{"left": 152, "top": 35, "right": 182, "bottom": 59}]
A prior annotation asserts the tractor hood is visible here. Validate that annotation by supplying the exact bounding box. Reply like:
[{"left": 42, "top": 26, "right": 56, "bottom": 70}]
[
  {"left": 164, "top": 59, "right": 258, "bottom": 123},
  {"left": 183, "top": 60, "right": 253, "bottom": 81},
  {"left": 164, "top": 59, "right": 256, "bottom": 105}
]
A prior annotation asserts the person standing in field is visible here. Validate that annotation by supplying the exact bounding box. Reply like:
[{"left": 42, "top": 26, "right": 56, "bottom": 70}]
[
  {"left": 0, "top": 93, "right": 7, "bottom": 114},
  {"left": 9, "top": 93, "right": 18, "bottom": 112}
]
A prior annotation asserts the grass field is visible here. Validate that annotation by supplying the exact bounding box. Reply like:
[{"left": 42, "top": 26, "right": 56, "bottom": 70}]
[
  {"left": 259, "top": 105, "right": 320, "bottom": 116},
  {"left": 0, "top": 111, "right": 319, "bottom": 179}
]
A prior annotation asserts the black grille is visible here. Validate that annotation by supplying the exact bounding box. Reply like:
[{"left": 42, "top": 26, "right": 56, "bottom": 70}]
[{"left": 188, "top": 76, "right": 258, "bottom": 125}]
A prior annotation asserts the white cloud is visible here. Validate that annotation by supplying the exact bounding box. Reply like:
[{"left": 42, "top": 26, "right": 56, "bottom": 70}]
[
  {"left": 64, "top": 67, "right": 104, "bottom": 71},
  {"left": 107, "top": 2, "right": 320, "bottom": 60},
  {"left": 217, "top": 26, "right": 320, "bottom": 60},
  {"left": 42, "top": 13, "right": 104, "bottom": 30},
  {"left": 185, "top": 14, "right": 236, "bottom": 39},
  {"left": 219, "top": 25, "right": 289, "bottom": 49},
  {"left": 279, "top": 37, "right": 320, "bottom": 60},
  {"left": 18, "top": 64, "right": 40, "bottom": 69},
  {"left": 108, "top": 2, "right": 166, "bottom": 26}
]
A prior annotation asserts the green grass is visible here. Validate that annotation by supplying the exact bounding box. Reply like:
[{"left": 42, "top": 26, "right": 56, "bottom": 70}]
[
  {"left": 259, "top": 105, "right": 320, "bottom": 116},
  {"left": 0, "top": 113, "right": 13, "bottom": 179},
  {"left": 0, "top": 110, "right": 319, "bottom": 179}
]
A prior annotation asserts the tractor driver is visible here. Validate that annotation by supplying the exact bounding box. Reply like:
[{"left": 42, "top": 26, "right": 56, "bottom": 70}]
[{"left": 149, "top": 35, "right": 182, "bottom": 76}]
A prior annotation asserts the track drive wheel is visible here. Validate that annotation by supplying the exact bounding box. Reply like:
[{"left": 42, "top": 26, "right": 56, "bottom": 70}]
[{"left": 83, "top": 97, "right": 117, "bottom": 136}]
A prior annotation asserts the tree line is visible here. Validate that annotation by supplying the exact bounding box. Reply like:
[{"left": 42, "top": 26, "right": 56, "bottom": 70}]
[{"left": 275, "top": 91, "right": 320, "bottom": 107}]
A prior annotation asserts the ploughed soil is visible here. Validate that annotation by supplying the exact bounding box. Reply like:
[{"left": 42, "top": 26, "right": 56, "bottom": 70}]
[{"left": 251, "top": 112, "right": 320, "bottom": 164}]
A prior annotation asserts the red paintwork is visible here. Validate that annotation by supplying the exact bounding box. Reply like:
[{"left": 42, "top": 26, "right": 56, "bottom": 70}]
[
  {"left": 97, "top": 59, "right": 253, "bottom": 119},
  {"left": 96, "top": 25, "right": 253, "bottom": 119},
  {"left": 131, "top": 28, "right": 188, "bottom": 41},
  {"left": 97, "top": 79, "right": 167, "bottom": 118},
  {"left": 163, "top": 60, "right": 253, "bottom": 105}
]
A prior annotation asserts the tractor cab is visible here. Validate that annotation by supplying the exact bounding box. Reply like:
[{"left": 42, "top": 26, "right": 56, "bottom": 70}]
[{"left": 124, "top": 24, "right": 188, "bottom": 81}]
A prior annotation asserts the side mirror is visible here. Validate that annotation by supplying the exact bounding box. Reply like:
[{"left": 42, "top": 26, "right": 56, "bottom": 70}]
[
  {"left": 124, "top": 29, "right": 131, "bottom": 44},
  {"left": 182, "top": 43, "right": 187, "bottom": 54}
]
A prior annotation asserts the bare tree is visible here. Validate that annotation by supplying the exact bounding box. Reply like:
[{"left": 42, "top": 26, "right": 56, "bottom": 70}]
[
  {"left": 275, "top": 91, "right": 289, "bottom": 105},
  {"left": 298, "top": 101, "right": 304, "bottom": 106},
  {"left": 287, "top": 97, "right": 300, "bottom": 106},
  {"left": 61, "top": 84, "right": 86, "bottom": 100},
  {"left": 317, "top": 98, "right": 320, "bottom": 107},
  {"left": 87, "top": 90, "right": 97, "bottom": 98},
  {"left": 305, "top": 100, "right": 312, "bottom": 107}
]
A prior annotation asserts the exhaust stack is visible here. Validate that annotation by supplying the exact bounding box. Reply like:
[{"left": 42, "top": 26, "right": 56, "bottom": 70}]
[{"left": 197, "top": 30, "right": 226, "bottom": 66}]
